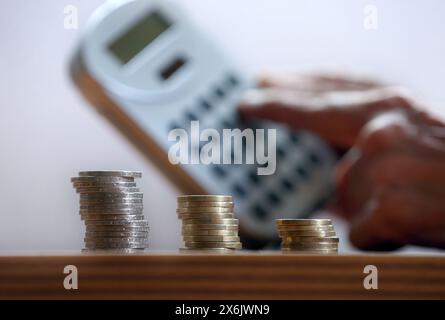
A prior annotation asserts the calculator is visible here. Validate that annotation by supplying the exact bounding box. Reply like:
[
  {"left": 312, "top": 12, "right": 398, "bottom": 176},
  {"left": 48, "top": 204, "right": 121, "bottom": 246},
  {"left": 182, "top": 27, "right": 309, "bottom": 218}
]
[{"left": 70, "top": 0, "right": 335, "bottom": 246}]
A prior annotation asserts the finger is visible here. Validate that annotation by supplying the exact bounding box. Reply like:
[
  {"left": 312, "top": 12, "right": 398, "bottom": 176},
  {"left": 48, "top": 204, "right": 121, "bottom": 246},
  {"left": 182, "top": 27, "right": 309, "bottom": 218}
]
[
  {"left": 348, "top": 196, "right": 404, "bottom": 251},
  {"left": 350, "top": 187, "right": 445, "bottom": 250},
  {"left": 258, "top": 72, "right": 382, "bottom": 92},
  {"left": 239, "top": 87, "right": 415, "bottom": 148}
]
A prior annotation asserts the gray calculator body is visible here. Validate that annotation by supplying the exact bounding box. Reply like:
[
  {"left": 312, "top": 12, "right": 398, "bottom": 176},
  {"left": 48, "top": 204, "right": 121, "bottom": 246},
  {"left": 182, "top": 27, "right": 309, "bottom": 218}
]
[{"left": 70, "top": 0, "right": 335, "bottom": 242}]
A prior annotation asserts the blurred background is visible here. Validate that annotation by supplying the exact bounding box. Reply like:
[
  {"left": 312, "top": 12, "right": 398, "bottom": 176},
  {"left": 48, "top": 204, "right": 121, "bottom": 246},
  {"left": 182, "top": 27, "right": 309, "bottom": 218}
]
[{"left": 0, "top": 0, "right": 444, "bottom": 252}]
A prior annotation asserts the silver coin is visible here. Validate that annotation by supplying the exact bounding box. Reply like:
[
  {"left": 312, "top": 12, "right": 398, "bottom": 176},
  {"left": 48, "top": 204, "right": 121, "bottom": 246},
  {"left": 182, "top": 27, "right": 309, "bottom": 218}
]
[
  {"left": 182, "top": 224, "right": 239, "bottom": 230},
  {"left": 85, "top": 235, "right": 148, "bottom": 241},
  {"left": 71, "top": 176, "right": 134, "bottom": 183},
  {"left": 86, "top": 231, "right": 148, "bottom": 238},
  {"left": 86, "top": 225, "right": 149, "bottom": 232},
  {"left": 81, "top": 214, "right": 145, "bottom": 221},
  {"left": 85, "top": 220, "right": 149, "bottom": 226},
  {"left": 82, "top": 248, "right": 145, "bottom": 254},
  {"left": 76, "top": 187, "right": 140, "bottom": 194},
  {"left": 79, "top": 171, "right": 142, "bottom": 178},
  {"left": 85, "top": 238, "right": 148, "bottom": 245},
  {"left": 84, "top": 243, "right": 147, "bottom": 249},
  {"left": 73, "top": 181, "right": 137, "bottom": 188},
  {"left": 80, "top": 192, "right": 143, "bottom": 198},
  {"left": 80, "top": 197, "right": 143, "bottom": 203},
  {"left": 184, "top": 241, "right": 242, "bottom": 249},
  {"left": 79, "top": 208, "right": 143, "bottom": 215},
  {"left": 80, "top": 204, "right": 143, "bottom": 210}
]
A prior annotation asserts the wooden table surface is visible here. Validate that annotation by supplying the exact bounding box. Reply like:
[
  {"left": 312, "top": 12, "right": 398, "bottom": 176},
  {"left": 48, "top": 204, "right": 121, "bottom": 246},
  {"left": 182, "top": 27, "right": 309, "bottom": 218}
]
[{"left": 0, "top": 252, "right": 444, "bottom": 299}]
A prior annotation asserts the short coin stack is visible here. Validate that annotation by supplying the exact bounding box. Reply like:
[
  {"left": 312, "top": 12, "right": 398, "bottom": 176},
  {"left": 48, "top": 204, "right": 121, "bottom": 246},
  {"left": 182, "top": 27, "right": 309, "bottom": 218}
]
[
  {"left": 71, "top": 171, "right": 149, "bottom": 251},
  {"left": 276, "top": 219, "right": 339, "bottom": 254},
  {"left": 178, "top": 195, "right": 242, "bottom": 251}
]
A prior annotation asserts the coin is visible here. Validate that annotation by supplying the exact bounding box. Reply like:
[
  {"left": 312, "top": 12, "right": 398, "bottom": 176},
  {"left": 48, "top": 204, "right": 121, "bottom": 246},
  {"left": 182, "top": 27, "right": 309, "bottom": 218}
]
[
  {"left": 282, "top": 236, "right": 339, "bottom": 243},
  {"left": 79, "top": 170, "right": 142, "bottom": 178},
  {"left": 85, "top": 231, "right": 148, "bottom": 238},
  {"left": 277, "top": 225, "right": 335, "bottom": 231},
  {"left": 80, "top": 204, "right": 143, "bottom": 210},
  {"left": 71, "top": 176, "right": 134, "bottom": 183},
  {"left": 278, "top": 231, "right": 337, "bottom": 237},
  {"left": 282, "top": 243, "right": 338, "bottom": 250},
  {"left": 281, "top": 248, "right": 338, "bottom": 253},
  {"left": 80, "top": 193, "right": 143, "bottom": 199},
  {"left": 178, "top": 213, "right": 234, "bottom": 220},
  {"left": 73, "top": 180, "right": 137, "bottom": 187},
  {"left": 177, "top": 201, "right": 234, "bottom": 208},
  {"left": 84, "top": 243, "right": 147, "bottom": 249},
  {"left": 183, "top": 235, "right": 240, "bottom": 242},
  {"left": 182, "top": 224, "right": 239, "bottom": 231},
  {"left": 181, "top": 218, "right": 239, "bottom": 224},
  {"left": 84, "top": 237, "right": 148, "bottom": 243},
  {"left": 177, "top": 207, "right": 233, "bottom": 213},
  {"left": 76, "top": 187, "right": 140, "bottom": 194},
  {"left": 85, "top": 220, "right": 149, "bottom": 226},
  {"left": 184, "top": 241, "right": 242, "bottom": 249},
  {"left": 79, "top": 208, "right": 143, "bottom": 215},
  {"left": 86, "top": 226, "right": 149, "bottom": 232},
  {"left": 81, "top": 214, "right": 145, "bottom": 221},
  {"left": 276, "top": 219, "right": 332, "bottom": 226},
  {"left": 182, "top": 229, "right": 239, "bottom": 236},
  {"left": 80, "top": 198, "right": 144, "bottom": 207},
  {"left": 178, "top": 195, "right": 233, "bottom": 202},
  {"left": 179, "top": 248, "right": 236, "bottom": 252}
]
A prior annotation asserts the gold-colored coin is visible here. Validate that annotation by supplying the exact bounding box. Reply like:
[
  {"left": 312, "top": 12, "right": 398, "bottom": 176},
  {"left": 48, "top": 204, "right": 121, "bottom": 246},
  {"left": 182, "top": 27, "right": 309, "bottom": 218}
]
[
  {"left": 183, "top": 235, "right": 240, "bottom": 242},
  {"left": 278, "top": 231, "right": 337, "bottom": 237},
  {"left": 177, "top": 201, "right": 234, "bottom": 208},
  {"left": 178, "top": 213, "right": 234, "bottom": 220},
  {"left": 177, "top": 207, "right": 233, "bottom": 213},
  {"left": 277, "top": 225, "right": 334, "bottom": 231},
  {"left": 282, "top": 243, "right": 339, "bottom": 250},
  {"left": 281, "top": 248, "right": 338, "bottom": 254},
  {"left": 282, "top": 236, "right": 339, "bottom": 243},
  {"left": 182, "top": 224, "right": 239, "bottom": 231},
  {"left": 182, "top": 229, "right": 239, "bottom": 236},
  {"left": 178, "top": 195, "right": 232, "bottom": 202},
  {"left": 276, "top": 219, "right": 332, "bottom": 226},
  {"left": 185, "top": 241, "right": 242, "bottom": 249},
  {"left": 181, "top": 218, "right": 239, "bottom": 225}
]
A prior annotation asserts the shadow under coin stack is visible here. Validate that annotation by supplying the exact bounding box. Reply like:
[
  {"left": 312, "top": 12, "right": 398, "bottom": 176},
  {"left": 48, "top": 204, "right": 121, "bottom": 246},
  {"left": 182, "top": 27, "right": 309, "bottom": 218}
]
[
  {"left": 276, "top": 219, "right": 339, "bottom": 254},
  {"left": 71, "top": 171, "right": 149, "bottom": 251},
  {"left": 178, "top": 195, "right": 242, "bottom": 251}
]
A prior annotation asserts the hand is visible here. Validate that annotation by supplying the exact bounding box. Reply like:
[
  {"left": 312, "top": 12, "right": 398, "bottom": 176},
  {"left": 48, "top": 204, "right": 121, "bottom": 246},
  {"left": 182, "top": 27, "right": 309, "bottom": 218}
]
[{"left": 239, "top": 72, "right": 445, "bottom": 250}]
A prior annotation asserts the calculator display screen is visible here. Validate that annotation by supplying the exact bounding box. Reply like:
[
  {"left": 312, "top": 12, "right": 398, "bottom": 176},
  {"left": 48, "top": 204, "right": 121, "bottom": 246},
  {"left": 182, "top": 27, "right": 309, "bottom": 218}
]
[{"left": 108, "top": 11, "right": 170, "bottom": 64}]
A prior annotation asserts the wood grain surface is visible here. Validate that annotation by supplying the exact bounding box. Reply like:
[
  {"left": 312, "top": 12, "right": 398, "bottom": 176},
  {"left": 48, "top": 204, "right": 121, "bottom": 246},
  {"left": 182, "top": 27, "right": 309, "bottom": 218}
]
[{"left": 0, "top": 252, "right": 444, "bottom": 299}]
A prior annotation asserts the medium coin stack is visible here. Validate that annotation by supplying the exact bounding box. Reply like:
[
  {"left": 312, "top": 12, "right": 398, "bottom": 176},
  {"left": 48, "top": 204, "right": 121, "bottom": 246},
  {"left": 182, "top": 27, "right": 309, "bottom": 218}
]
[
  {"left": 178, "top": 195, "right": 242, "bottom": 251},
  {"left": 276, "top": 219, "right": 339, "bottom": 254},
  {"left": 71, "top": 171, "right": 149, "bottom": 251}
]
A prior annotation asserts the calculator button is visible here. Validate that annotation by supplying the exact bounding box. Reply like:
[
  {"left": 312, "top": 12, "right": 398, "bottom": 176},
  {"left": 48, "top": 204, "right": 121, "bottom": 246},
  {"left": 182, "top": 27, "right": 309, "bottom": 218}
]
[
  {"left": 296, "top": 165, "right": 310, "bottom": 180},
  {"left": 281, "top": 178, "right": 295, "bottom": 192},
  {"left": 252, "top": 204, "right": 268, "bottom": 221},
  {"left": 185, "top": 111, "right": 198, "bottom": 121},
  {"left": 267, "top": 191, "right": 281, "bottom": 205},
  {"left": 226, "top": 74, "right": 239, "bottom": 87},
  {"left": 248, "top": 170, "right": 260, "bottom": 185},
  {"left": 212, "top": 165, "right": 227, "bottom": 177},
  {"left": 289, "top": 132, "right": 300, "bottom": 145},
  {"left": 214, "top": 86, "right": 225, "bottom": 99},
  {"left": 232, "top": 183, "right": 247, "bottom": 197},
  {"left": 200, "top": 99, "right": 212, "bottom": 111},
  {"left": 276, "top": 146, "right": 286, "bottom": 158},
  {"left": 309, "top": 152, "right": 322, "bottom": 166}
]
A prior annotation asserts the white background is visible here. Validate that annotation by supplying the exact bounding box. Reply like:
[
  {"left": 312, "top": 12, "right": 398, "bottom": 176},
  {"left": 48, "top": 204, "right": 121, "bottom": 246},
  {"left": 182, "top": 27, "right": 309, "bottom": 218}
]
[{"left": 0, "top": 0, "right": 444, "bottom": 252}]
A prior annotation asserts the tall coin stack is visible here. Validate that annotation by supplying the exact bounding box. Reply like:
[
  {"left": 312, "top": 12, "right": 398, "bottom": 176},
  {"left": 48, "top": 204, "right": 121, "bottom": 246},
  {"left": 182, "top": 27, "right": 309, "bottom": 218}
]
[
  {"left": 71, "top": 171, "right": 149, "bottom": 251},
  {"left": 178, "top": 195, "right": 242, "bottom": 251},
  {"left": 276, "top": 219, "right": 339, "bottom": 254}
]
